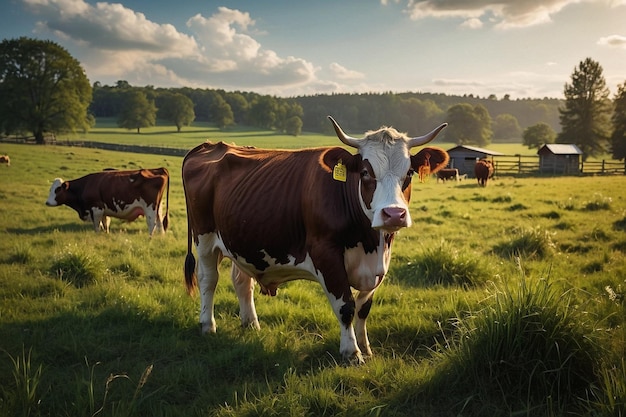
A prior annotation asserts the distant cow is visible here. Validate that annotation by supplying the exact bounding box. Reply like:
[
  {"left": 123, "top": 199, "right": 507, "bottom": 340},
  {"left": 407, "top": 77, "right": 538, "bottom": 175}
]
[
  {"left": 0, "top": 155, "right": 10, "bottom": 166},
  {"left": 182, "top": 116, "right": 449, "bottom": 363},
  {"left": 474, "top": 159, "right": 494, "bottom": 187},
  {"left": 418, "top": 152, "right": 431, "bottom": 182},
  {"left": 437, "top": 168, "right": 459, "bottom": 182},
  {"left": 46, "top": 168, "right": 170, "bottom": 235}
]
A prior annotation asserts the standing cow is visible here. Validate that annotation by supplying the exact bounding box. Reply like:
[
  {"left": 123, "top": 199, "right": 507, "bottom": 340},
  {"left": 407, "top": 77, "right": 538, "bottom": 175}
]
[
  {"left": 475, "top": 159, "right": 494, "bottom": 187},
  {"left": 46, "top": 168, "right": 169, "bottom": 235},
  {"left": 0, "top": 155, "right": 10, "bottom": 166},
  {"left": 182, "top": 116, "right": 449, "bottom": 363}
]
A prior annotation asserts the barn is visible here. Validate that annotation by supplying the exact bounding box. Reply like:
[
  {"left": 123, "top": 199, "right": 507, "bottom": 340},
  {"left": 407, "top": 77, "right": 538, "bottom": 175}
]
[
  {"left": 446, "top": 145, "right": 504, "bottom": 177},
  {"left": 537, "top": 144, "right": 582, "bottom": 175}
]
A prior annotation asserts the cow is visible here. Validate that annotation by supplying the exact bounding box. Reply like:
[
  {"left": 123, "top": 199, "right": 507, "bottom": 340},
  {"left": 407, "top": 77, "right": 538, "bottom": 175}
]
[
  {"left": 436, "top": 168, "right": 459, "bottom": 182},
  {"left": 182, "top": 116, "right": 449, "bottom": 363},
  {"left": 46, "top": 167, "right": 170, "bottom": 235},
  {"left": 0, "top": 155, "right": 10, "bottom": 166},
  {"left": 474, "top": 159, "right": 494, "bottom": 187},
  {"left": 418, "top": 152, "right": 431, "bottom": 182}
]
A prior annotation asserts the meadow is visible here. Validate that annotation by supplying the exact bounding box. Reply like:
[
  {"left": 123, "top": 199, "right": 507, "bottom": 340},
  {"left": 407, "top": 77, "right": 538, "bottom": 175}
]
[{"left": 0, "top": 126, "right": 625, "bottom": 416}]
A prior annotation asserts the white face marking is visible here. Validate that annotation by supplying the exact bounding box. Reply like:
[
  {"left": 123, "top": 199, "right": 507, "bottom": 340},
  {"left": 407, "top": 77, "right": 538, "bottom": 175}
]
[
  {"left": 45, "top": 178, "right": 64, "bottom": 206},
  {"left": 359, "top": 140, "right": 413, "bottom": 230}
]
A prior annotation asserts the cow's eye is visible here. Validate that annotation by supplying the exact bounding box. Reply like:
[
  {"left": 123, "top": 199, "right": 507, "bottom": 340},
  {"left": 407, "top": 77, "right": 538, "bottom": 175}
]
[
  {"left": 360, "top": 169, "right": 370, "bottom": 178},
  {"left": 407, "top": 169, "right": 415, "bottom": 178}
]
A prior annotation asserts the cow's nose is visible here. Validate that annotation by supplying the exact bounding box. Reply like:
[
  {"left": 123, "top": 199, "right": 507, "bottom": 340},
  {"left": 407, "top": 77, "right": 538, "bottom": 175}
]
[{"left": 381, "top": 207, "right": 407, "bottom": 228}]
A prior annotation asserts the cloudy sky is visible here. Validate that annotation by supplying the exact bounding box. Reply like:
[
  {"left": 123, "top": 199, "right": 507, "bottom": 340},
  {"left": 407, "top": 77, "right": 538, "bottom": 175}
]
[{"left": 1, "top": 0, "right": 625, "bottom": 99}]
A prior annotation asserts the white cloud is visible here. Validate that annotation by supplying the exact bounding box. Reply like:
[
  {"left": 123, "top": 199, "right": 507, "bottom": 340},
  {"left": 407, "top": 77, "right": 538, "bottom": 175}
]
[
  {"left": 598, "top": 34, "right": 626, "bottom": 48},
  {"left": 460, "top": 17, "right": 484, "bottom": 29},
  {"left": 400, "top": 0, "right": 615, "bottom": 29},
  {"left": 23, "top": 0, "right": 321, "bottom": 91},
  {"left": 328, "top": 63, "right": 365, "bottom": 80}
]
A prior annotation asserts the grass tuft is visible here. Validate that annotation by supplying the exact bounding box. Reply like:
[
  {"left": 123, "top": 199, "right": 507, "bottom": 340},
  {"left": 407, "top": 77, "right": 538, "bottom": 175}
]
[
  {"left": 49, "top": 245, "right": 105, "bottom": 287},
  {"left": 393, "top": 240, "right": 491, "bottom": 287},
  {"left": 432, "top": 275, "right": 600, "bottom": 414},
  {"left": 493, "top": 226, "right": 556, "bottom": 259}
]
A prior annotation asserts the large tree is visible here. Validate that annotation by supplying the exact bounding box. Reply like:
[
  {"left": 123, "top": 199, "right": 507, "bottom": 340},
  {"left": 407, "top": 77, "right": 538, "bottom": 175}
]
[
  {"left": 558, "top": 58, "right": 612, "bottom": 160},
  {"left": 523, "top": 122, "right": 556, "bottom": 149},
  {"left": 610, "top": 82, "right": 626, "bottom": 161},
  {"left": 117, "top": 90, "right": 157, "bottom": 133},
  {"left": 158, "top": 92, "right": 195, "bottom": 132},
  {"left": 0, "top": 37, "right": 92, "bottom": 144},
  {"left": 445, "top": 103, "right": 492, "bottom": 146}
]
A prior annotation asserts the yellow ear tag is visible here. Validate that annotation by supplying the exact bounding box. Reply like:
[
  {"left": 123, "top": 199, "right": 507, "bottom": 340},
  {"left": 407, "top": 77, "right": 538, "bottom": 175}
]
[{"left": 333, "top": 160, "right": 347, "bottom": 182}]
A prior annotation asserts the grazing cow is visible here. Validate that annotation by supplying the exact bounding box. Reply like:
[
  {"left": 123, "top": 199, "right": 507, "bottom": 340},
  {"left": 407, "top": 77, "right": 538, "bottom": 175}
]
[
  {"left": 0, "top": 155, "right": 10, "bottom": 166},
  {"left": 474, "top": 159, "right": 494, "bottom": 187},
  {"left": 182, "top": 116, "right": 449, "bottom": 363},
  {"left": 46, "top": 168, "right": 170, "bottom": 235},
  {"left": 418, "top": 152, "right": 431, "bottom": 182},
  {"left": 436, "top": 168, "right": 459, "bottom": 182}
]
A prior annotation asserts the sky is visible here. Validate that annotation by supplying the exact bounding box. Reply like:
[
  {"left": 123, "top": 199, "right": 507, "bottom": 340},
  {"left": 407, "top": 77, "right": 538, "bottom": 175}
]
[{"left": 1, "top": 0, "right": 625, "bottom": 100}]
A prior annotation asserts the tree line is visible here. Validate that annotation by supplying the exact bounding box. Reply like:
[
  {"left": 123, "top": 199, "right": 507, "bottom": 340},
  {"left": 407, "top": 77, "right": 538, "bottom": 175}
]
[{"left": 1, "top": 37, "right": 625, "bottom": 161}]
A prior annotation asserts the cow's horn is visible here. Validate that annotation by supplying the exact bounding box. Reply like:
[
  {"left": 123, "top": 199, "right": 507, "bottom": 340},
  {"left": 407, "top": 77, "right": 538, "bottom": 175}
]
[
  {"left": 408, "top": 123, "right": 448, "bottom": 148},
  {"left": 328, "top": 116, "right": 361, "bottom": 148}
]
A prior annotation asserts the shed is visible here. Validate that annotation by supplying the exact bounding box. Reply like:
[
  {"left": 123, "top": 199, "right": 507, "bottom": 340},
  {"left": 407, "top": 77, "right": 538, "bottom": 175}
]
[
  {"left": 446, "top": 145, "right": 504, "bottom": 176},
  {"left": 537, "top": 144, "right": 582, "bottom": 175}
]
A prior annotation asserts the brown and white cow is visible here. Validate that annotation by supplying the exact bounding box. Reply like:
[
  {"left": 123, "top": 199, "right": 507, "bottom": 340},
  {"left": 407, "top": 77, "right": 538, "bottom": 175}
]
[
  {"left": 474, "top": 159, "right": 494, "bottom": 187},
  {"left": 182, "top": 116, "right": 448, "bottom": 363},
  {"left": 0, "top": 155, "right": 10, "bottom": 166},
  {"left": 46, "top": 168, "right": 170, "bottom": 235}
]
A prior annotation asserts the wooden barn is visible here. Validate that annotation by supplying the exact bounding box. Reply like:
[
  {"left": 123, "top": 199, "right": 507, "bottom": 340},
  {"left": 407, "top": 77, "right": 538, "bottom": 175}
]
[
  {"left": 537, "top": 144, "right": 582, "bottom": 175},
  {"left": 446, "top": 145, "right": 504, "bottom": 176}
]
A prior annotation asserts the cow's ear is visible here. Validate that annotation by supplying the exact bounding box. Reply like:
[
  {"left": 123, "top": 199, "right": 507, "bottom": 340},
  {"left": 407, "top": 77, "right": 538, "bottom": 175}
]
[
  {"left": 413, "top": 147, "right": 449, "bottom": 173},
  {"left": 62, "top": 181, "right": 70, "bottom": 190}
]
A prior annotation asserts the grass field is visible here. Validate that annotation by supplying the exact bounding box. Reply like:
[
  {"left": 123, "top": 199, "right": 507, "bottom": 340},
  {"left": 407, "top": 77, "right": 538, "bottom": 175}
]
[{"left": 0, "top": 128, "right": 625, "bottom": 416}]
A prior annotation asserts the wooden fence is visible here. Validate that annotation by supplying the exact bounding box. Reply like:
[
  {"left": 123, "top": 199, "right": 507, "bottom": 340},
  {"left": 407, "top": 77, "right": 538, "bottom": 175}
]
[
  {"left": 2, "top": 137, "right": 625, "bottom": 176},
  {"left": 492, "top": 155, "right": 625, "bottom": 176}
]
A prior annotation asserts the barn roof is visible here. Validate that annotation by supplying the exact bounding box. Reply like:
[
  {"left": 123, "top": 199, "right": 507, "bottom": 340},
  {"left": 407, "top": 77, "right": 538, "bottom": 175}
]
[
  {"left": 446, "top": 145, "right": 504, "bottom": 156},
  {"left": 538, "top": 144, "right": 583, "bottom": 155}
]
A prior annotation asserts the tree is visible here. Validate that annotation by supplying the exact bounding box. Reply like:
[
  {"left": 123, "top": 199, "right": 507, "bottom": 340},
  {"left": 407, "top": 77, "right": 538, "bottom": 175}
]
[
  {"left": 0, "top": 37, "right": 92, "bottom": 143},
  {"left": 210, "top": 94, "right": 235, "bottom": 128},
  {"left": 117, "top": 90, "right": 157, "bottom": 133},
  {"left": 610, "top": 82, "right": 626, "bottom": 160},
  {"left": 523, "top": 122, "right": 556, "bottom": 149},
  {"left": 158, "top": 92, "right": 195, "bottom": 132},
  {"left": 558, "top": 58, "right": 612, "bottom": 160},
  {"left": 445, "top": 103, "right": 492, "bottom": 146},
  {"left": 285, "top": 116, "right": 303, "bottom": 136},
  {"left": 493, "top": 113, "right": 522, "bottom": 141}
]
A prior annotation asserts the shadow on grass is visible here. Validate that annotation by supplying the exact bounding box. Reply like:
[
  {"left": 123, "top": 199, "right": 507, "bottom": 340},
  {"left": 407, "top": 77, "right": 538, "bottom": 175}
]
[{"left": 7, "top": 223, "right": 146, "bottom": 235}]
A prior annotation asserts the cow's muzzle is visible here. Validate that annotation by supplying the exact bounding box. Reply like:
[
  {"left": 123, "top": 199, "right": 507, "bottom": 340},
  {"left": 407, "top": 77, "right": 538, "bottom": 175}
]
[{"left": 379, "top": 207, "right": 409, "bottom": 231}]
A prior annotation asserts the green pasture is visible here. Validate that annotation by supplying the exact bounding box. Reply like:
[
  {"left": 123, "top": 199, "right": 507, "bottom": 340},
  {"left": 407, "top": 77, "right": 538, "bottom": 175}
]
[
  {"left": 0, "top": 138, "right": 625, "bottom": 416},
  {"left": 52, "top": 118, "right": 540, "bottom": 156}
]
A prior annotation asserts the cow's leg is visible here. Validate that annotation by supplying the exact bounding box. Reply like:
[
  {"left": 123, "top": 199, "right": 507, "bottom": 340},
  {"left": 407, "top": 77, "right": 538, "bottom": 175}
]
[
  {"left": 102, "top": 216, "right": 111, "bottom": 233},
  {"left": 196, "top": 238, "right": 221, "bottom": 333},
  {"left": 230, "top": 265, "right": 260, "bottom": 330},
  {"left": 320, "top": 284, "right": 362, "bottom": 364},
  {"left": 355, "top": 289, "right": 375, "bottom": 357},
  {"left": 145, "top": 205, "right": 158, "bottom": 236},
  {"left": 91, "top": 208, "right": 106, "bottom": 233}
]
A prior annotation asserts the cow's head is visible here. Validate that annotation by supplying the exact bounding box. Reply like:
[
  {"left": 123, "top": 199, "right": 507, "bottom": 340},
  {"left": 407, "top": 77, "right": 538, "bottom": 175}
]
[
  {"left": 45, "top": 178, "right": 68, "bottom": 207},
  {"left": 329, "top": 116, "right": 448, "bottom": 232}
]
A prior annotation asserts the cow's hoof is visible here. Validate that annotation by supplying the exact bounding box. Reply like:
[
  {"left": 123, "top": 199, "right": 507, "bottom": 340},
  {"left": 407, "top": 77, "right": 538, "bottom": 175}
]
[
  {"left": 342, "top": 351, "right": 365, "bottom": 366},
  {"left": 200, "top": 322, "right": 216, "bottom": 334},
  {"left": 241, "top": 319, "right": 261, "bottom": 330}
]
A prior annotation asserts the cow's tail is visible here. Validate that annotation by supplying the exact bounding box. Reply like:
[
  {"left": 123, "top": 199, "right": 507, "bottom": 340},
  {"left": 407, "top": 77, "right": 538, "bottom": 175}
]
[
  {"left": 163, "top": 169, "right": 170, "bottom": 232},
  {"left": 182, "top": 168, "right": 197, "bottom": 295}
]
